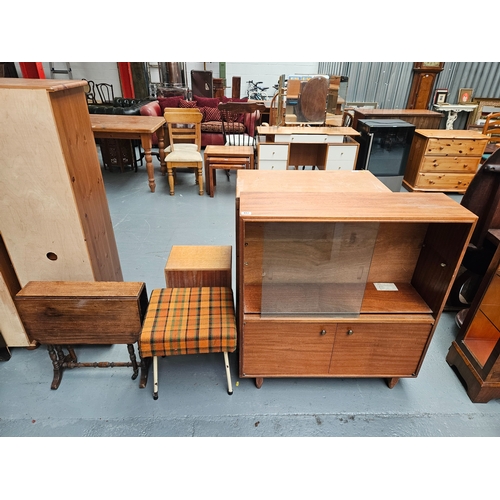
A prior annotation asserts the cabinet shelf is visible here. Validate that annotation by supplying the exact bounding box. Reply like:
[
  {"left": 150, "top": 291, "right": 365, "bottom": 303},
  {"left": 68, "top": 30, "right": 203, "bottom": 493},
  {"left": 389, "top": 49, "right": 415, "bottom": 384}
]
[
  {"left": 463, "top": 339, "right": 498, "bottom": 367},
  {"left": 243, "top": 282, "right": 432, "bottom": 316}
]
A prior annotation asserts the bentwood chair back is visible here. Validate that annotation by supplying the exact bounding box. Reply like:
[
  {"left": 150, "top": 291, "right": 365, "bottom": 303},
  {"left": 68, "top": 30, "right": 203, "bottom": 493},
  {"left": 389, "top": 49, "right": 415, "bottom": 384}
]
[{"left": 218, "top": 101, "right": 267, "bottom": 150}]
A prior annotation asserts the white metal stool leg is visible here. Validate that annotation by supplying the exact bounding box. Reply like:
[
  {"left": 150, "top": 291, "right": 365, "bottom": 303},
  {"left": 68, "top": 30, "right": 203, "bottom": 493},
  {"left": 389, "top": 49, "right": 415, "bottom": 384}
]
[
  {"left": 153, "top": 355, "right": 159, "bottom": 400},
  {"left": 224, "top": 351, "right": 233, "bottom": 395}
]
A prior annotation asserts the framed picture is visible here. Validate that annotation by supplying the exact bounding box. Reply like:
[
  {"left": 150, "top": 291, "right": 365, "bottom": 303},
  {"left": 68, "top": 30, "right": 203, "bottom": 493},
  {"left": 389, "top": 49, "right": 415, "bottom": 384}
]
[
  {"left": 434, "top": 89, "right": 448, "bottom": 104},
  {"left": 458, "top": 88, "right": 473, "bottom": 104},
  {"left": 467, "top": 97, "right": 500, "bottom": 127}
]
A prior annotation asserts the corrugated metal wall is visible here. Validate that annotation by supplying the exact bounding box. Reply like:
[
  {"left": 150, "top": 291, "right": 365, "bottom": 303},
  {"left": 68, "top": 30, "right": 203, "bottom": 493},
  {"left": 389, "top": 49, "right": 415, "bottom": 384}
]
[{"left": 319, "top": 62, "right": 500, "bottom": 128}]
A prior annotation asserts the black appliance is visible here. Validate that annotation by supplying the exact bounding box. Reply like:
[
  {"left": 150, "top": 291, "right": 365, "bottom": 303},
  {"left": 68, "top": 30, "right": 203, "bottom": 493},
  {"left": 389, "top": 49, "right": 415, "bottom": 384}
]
[{"left": 355, "top": 118, "right": 416, "bottom": 192}]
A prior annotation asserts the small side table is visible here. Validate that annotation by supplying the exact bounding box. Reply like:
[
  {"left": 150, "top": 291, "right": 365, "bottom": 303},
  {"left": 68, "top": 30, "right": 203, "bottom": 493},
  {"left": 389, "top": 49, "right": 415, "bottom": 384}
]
[
  {"left": 433, "top": 103, "right": 478, "bottom": 130},
  {"left": 15, "top": 281, "right": 148, "bottom": 389},
  {"left": 204, "top": 145, "right": 254, "bottom": 197},
  {"left": 165, "top": 245, "right": 232, "bottom": 288}
]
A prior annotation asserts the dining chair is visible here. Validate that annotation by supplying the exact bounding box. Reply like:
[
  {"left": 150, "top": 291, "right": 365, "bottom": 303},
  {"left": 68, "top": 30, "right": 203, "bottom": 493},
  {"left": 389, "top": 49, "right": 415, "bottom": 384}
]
[
  {"left": 218, "top": 101, "right": 267, "bottom": 150},
  {"left": 83, "top": 79, "right": 97, "bottom": 105},
  {"left": 96, "top": 82, "right": 115, "bottom": 105},
  {"left": 163, "top": 108, "right": 204, "bottom": 195},
  {"left": 481, "top": 112, "right": 500, "bottom": 162}
]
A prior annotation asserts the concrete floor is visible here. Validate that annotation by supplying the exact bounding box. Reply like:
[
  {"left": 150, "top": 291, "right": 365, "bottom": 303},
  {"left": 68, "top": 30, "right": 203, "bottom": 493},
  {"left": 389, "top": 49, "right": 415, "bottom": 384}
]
[{"left": 1, "top": 154, "right": 500, "bottom": 439}]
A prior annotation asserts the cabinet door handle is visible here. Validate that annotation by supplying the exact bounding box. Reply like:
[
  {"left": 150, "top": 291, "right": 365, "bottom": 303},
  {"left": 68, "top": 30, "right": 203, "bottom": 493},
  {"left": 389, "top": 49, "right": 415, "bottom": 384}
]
[
  {"left": 347, "top": 329, "right": 354, "bottom": 335},
  {"left": 320, "top": 329, "right": 327, "bottom": 336}
]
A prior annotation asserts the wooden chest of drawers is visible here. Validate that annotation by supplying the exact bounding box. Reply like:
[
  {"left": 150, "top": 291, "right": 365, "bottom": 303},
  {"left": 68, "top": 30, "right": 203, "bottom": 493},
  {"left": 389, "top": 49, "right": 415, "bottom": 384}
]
[{"left": 403, "top": 130, "right": 488, "bottom": 193}]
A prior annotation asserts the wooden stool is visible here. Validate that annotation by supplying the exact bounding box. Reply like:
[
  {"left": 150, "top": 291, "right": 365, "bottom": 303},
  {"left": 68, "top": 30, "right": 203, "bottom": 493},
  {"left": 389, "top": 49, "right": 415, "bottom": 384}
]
[
  {"left": 139, "top": 287, "right": 237, "bottom": 400},
  {"left": 204, "top": 145, "right": 254, "bottom": 197},
  {"left": 15, "top": 281, "right": 148, "bottom": 389},
  {"left": 164, "top": 245, "right": 232, "bottom": 288}
]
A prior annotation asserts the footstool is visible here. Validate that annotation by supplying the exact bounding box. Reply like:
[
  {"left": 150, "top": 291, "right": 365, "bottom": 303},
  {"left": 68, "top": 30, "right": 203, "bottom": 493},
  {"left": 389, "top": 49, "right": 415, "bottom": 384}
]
[
  {"left": 164, "top": 245, "right": 232, "bottom": 288},
  {"left": 139, "top": 287, "right": 237, "bottom": 400}
]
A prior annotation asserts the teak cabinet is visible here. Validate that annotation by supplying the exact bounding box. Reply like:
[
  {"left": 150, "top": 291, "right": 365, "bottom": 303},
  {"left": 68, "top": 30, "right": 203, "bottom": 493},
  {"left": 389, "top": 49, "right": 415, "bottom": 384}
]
[
  {"left": 0, "top": 78, "right": 122, "bottom": 346},
  {"left": 235, "top": 171, "right": 477, "bottom": 388},
  {"left": 403, "top": 129, "right": 488, "bottom": 193},
  {"left": 446, "top": 229, "right": 500, "bottom": 402}
]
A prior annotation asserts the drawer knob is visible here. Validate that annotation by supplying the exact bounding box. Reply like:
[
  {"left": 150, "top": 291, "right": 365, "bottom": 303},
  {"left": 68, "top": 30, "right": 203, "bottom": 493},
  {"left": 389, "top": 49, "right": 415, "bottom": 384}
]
[
  {"left": 320, "top": 329, "right": 327, "bottom": 336},
  {"left": 347, "top": 329, "right": 354, "bottom": 336}
]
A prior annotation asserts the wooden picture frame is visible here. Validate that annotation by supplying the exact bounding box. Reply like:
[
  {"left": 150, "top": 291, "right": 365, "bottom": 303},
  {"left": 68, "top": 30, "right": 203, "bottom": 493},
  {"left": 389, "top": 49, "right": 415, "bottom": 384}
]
[
  {"left": 466, "top": 97, "right": 500, "bottom": 127},
  {"left": 458, "top": 88, "right": 473, "bottom": 104},
  {"left": 434, "top": 89, "right": 448, "bottom": 104}
]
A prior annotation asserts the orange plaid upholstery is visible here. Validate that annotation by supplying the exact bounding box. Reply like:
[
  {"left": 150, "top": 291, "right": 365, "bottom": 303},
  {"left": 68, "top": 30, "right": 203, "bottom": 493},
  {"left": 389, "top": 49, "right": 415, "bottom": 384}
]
[{"left": 139, "top": 287, "right": 237, "bottom": 358}]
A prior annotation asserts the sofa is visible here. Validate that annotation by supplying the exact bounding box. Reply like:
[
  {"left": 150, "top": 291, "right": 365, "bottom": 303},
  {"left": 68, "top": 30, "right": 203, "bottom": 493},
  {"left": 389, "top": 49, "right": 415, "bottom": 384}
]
[
  {"left": 139, "top": 94, "right": 252, "bottom": 147},
  {"left": 88, "top": 97, "right": 154, "bottom": 115}
]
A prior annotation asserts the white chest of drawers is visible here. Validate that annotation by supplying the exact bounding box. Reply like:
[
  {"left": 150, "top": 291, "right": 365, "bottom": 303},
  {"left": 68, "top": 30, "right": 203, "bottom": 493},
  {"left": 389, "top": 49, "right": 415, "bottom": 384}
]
[{"left": 257, "top": 126, "right": 359, "bottom": 171}]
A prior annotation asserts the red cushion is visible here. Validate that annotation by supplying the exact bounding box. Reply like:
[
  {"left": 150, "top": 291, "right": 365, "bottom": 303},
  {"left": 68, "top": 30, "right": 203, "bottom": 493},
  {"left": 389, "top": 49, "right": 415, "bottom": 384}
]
[
  {"left": 203, "top": 107, "right": 222, "bottom": 122},
  {"left": 158, "top": 96, "right": 182, "bottom": 111},
  {"left": 193, "top": 95, "right": 220, "bottom": 108},
  {"left": 179, "top": 99, "right": 198, "bottom": 108}
]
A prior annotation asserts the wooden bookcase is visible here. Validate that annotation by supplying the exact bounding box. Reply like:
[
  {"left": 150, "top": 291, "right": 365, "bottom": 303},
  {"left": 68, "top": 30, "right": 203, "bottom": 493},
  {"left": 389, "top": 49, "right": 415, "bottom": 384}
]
[
  {"left": 235, "top": 170, "right": 477, "bottom": 388},
  {"left": 0, "top": 78, "right": 122, "bottom": 347}
]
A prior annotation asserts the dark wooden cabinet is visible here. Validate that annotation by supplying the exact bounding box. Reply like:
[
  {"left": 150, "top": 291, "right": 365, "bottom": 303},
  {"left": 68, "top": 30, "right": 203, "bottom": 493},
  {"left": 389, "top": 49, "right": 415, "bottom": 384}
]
[
  {"left": 351, "top": 109, "right": 443, "bottom": 131},
  {"left": 447, "top": 229, "right": 500, "bottom": 402},
  {"left": 235, "top": 170, "right": 477, "bottom": 389}
]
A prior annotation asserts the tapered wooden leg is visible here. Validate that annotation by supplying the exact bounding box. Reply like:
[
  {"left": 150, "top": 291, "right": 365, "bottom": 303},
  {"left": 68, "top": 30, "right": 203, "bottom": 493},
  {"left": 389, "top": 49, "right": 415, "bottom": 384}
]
[
  {"left": 224, "top": 352, "right": 233, "bottom": 395},
  {"left": 153, "top": 355, "right": 159, "bottom": 400},
  {"left": 386, "top": 377, "right": 400, "bottom": 388},
  {"left": 255, "top": 377, "right": 263, "bottom": 389}
]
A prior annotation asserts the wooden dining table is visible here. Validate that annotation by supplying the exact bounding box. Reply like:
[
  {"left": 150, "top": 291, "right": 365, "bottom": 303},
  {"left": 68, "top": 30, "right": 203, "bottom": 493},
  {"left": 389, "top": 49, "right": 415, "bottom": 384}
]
[{"left": 90, "top": 114, "right": 166, "bottom": 192}]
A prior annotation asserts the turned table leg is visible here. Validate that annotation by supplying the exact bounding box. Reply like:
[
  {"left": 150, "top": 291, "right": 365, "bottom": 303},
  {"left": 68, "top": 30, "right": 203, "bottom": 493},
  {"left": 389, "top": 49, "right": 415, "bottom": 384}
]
[
  {"left": 127, "top": 344, "right": 139, "bottom": 380},
  {"left": 47, "top": 344, "right": 63, "bottom": 390},
  {"left": 141, "top": 134, "right": 156, "bottom": 192}
]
